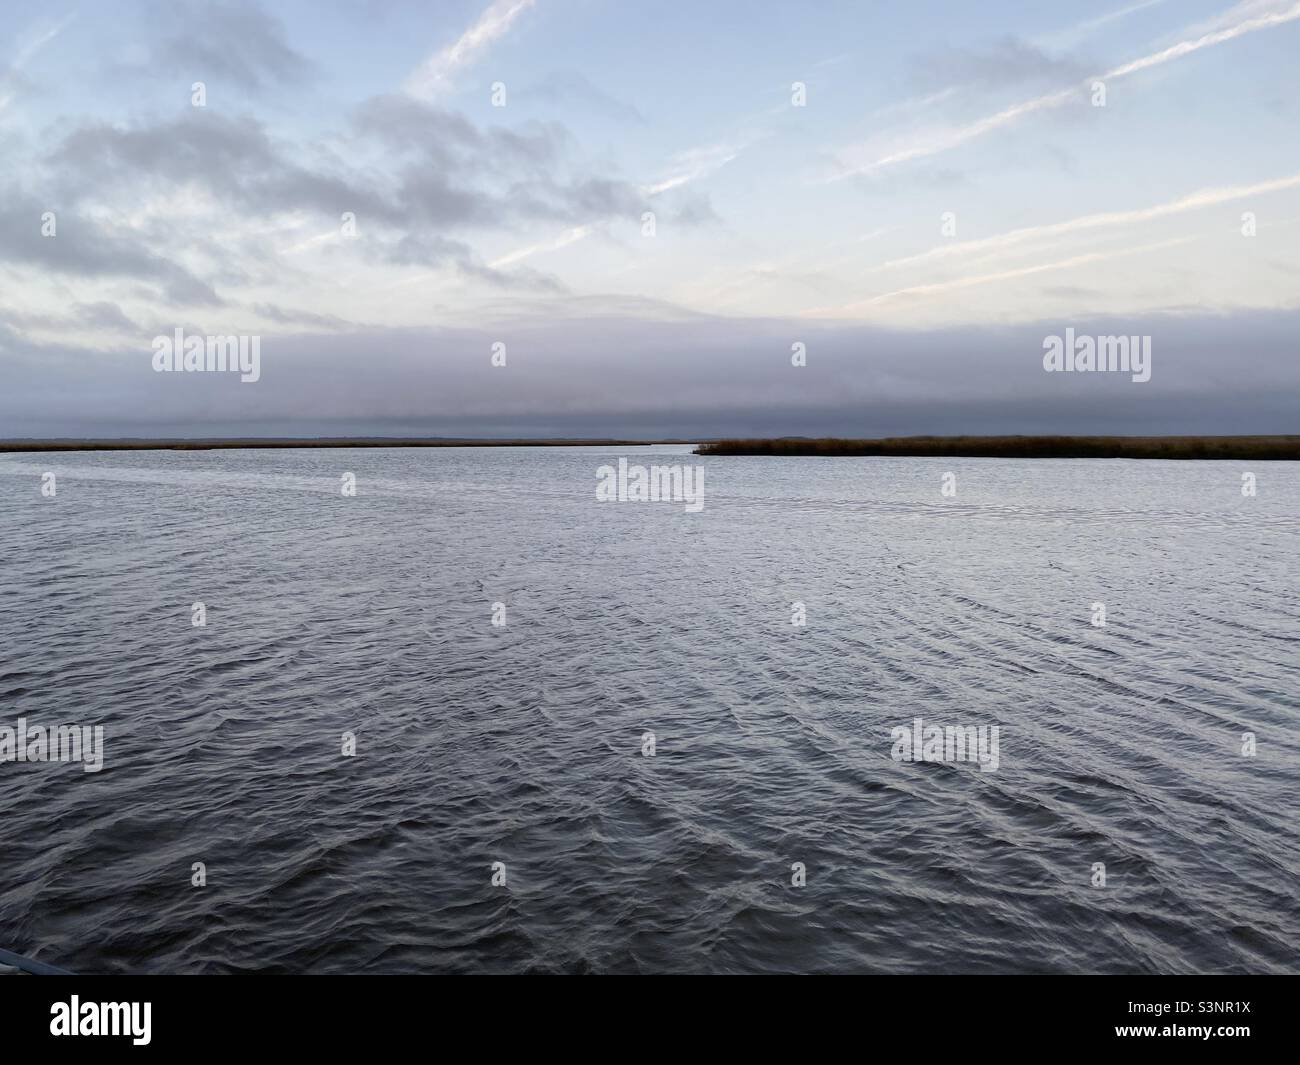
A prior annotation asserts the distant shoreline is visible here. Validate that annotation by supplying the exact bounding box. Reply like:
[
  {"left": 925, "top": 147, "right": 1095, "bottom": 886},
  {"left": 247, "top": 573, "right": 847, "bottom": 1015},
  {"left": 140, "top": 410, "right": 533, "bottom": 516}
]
[
  {"left": 0, "top": 438, "right": 695, "bottom": 454},
  {"left": 2, "top": 435, "right": 1298, "bottom": 459},
  {"left": 694, "top": 436, "right": 1300, "bottom": 460}
]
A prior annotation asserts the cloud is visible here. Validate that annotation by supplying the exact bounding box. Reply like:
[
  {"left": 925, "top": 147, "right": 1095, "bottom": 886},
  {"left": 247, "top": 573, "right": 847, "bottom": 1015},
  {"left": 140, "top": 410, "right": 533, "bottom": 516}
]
[
  {"left": 0, "top": 300, "right": 139, "bottom": 335},
  {"left": 1034, "top": 0, "right": 1169, "bottom": 50},
  {"left": 829, "top": 0, "right": 1300, "bottom": 180},
  {"left": 7, "top": 85, "right": 687, "bottom": 326},
  {"left": 0, "top": 195, "right": 223, "bottom": 305},
  {"left": 49, "top": 113, "right": 395, "bottom": 223},
  {"left": 43, "top": 102, "right": 655, "bottom": 241},
  {"left": 829, "top": 87, "right": 1079, "bottom": 181},
  {"left": 1105, "top": 0, "right": 1300, "bottom": 77},
  {"left": 872, "top": 173, "right": 1300, "bottom": 274},
  {"left": 1178, "top": 0, "right": 1296, "bottom": 37},
  {"left": 112, "top": 1, "right": 312, "bottom": 91},
  {"left": 821, "top": 237, "right": 1196, "bottom": 315},
  {"left": 909, "top": 36, "right": 1089, "bottom": 93},
  {"left": 522, "top": 71, "right": 645, "bottom": 123},
  {"left": 250, "top": 303, "right": 357, "bottom": 330},
  {"left": 355, "top": 93, "right": 566, "bottom": 170},
  {"left": 74, "top": 301, "right": 140, "bottom": 332},
  {"left": 490, "top": 224, "right": 593, "bottom": 268},
  {"left": 5, "top": 307, "right": 1299, "bottom": 439},
  {"left": 8, "top": 13, "right": 76, "bottom": 69},
  {"left": 645, "top": 140, "right": 749, "bottom": 195},
  {"left": 4, "top": 0, "right": 1296, "bottom": 424},
  {"left": 0, "top": 12, "right": 76, "bottom": 114},
  {"left": 405, "top": 0, "right": 535, "bottom": 100},
  {"left": 369, "top": 232, "right": 476, "bottom": 268}
]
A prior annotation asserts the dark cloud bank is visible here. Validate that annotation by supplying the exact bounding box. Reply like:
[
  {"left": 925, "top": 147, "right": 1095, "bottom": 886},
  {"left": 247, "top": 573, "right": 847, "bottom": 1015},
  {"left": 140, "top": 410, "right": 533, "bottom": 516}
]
[{"left": 2, "top": 309, "right": 1297, "bottom": 439}]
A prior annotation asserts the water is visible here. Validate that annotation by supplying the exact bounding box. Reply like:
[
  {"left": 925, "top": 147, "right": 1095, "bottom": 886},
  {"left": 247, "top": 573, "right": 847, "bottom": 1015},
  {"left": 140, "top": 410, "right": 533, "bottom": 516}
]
[{"left": 1, "top": 446, "right": 1297, "bottom": 974}]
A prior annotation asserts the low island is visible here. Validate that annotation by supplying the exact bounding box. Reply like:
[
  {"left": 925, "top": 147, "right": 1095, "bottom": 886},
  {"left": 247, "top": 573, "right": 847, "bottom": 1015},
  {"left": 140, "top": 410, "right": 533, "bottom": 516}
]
[{"left": 693, "top": 436, "right": 1300, "bottom": 460}]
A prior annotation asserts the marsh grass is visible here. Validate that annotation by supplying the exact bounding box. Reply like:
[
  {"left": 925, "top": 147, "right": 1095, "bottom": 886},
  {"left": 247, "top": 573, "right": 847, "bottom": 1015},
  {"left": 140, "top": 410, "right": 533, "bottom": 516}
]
[{"left": 694, "top": 436, "right": 1300, "bottom": 460}]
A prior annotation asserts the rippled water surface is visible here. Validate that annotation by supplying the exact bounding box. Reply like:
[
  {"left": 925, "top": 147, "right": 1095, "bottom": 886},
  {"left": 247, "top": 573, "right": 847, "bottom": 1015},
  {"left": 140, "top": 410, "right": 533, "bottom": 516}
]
[{"left": 1, "top": 446, "right": 1297, "bottom": 974}]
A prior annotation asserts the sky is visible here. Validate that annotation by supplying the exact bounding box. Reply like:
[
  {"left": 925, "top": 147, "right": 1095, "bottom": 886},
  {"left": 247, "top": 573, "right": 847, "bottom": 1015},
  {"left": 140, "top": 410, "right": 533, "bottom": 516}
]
[{"left": 2, "top": 0, "right": 1299, "bottom": 438}]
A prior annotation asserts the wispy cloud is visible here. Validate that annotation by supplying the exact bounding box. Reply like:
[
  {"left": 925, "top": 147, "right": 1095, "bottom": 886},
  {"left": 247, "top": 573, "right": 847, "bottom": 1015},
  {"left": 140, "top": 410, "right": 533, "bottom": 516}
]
[
  {"left": 10, "top": 11, "right": 76, "bottom": 69},
  {"left": 0, "top": 12, "right": 76, "bottom": 114},
  {"left": 872, "top": 173, "right": 1300, "bottom": 273},
  {"left": 644, "top": 137, "right": 760, "bottom": 195},
  {"left": 405, "top": 0, "right": 535, "bottom": 100},
  {"left": 490, "top": 223, "right": 592, "bottom": 268},
  {"left": 1179, "top": 0, "right": 1294, "bottom": 37},
  {"left": 828, "top": 0, "right": 1300, "bottom": 180},
  {"left": 1106, "top": 0, "right": 1300, "bottom": 76},
  {"left": 1034, "top": 0, "right": 1168, "bottom": 51},
  {"left": 819, "top": 236, "right": 1195, "bottom": 315}
]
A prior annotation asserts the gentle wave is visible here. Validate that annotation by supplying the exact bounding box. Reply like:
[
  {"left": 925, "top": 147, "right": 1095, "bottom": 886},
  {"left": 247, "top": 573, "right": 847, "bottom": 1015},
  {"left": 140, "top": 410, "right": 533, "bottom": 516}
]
[{"left": 0, "top": 448, "right": 1297, "bottom": 973}]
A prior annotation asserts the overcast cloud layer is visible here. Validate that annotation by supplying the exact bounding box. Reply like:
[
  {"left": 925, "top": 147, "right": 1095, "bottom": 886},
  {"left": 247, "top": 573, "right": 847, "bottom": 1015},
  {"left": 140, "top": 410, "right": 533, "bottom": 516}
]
[{"left": 2, "top": 0, "right": 1299, "bottom": 438}]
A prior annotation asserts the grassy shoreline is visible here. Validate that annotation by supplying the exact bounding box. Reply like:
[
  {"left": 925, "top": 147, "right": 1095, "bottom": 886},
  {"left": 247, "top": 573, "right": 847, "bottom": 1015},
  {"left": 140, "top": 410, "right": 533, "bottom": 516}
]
[{"left": 693, "top": 436, "right": 1300, "bottom": 460}]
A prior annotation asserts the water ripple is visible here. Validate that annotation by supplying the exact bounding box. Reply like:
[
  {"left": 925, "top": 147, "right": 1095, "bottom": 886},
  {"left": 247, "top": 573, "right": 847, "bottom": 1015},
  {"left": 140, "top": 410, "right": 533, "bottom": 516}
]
[{"left": 0, "top": 448, "right": 1296, "bottom": 973}]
